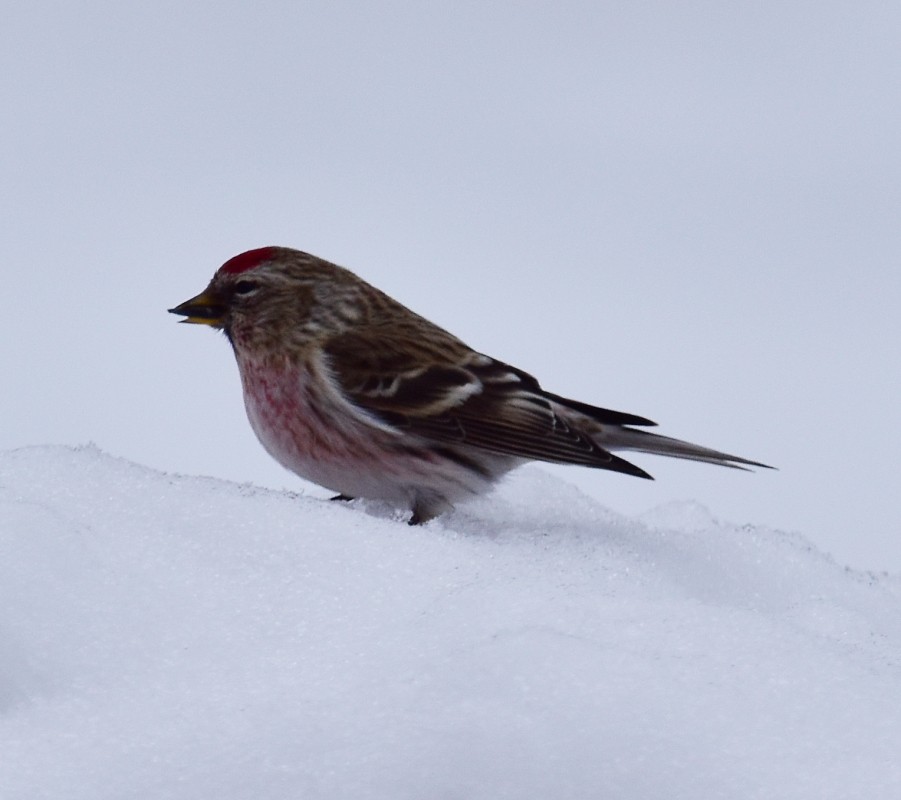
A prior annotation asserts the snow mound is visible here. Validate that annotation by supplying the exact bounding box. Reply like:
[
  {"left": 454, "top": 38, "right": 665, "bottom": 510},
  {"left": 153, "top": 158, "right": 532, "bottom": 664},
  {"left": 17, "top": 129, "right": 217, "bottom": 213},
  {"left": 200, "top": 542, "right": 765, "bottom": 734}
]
[{"left": 1, "top": 445, "right": 899, "bottom": 799}]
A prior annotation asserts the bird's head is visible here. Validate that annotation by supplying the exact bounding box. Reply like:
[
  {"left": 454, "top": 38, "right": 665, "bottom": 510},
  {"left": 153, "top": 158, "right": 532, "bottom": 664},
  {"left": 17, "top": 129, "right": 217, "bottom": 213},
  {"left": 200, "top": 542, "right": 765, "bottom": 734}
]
[{"left": 169, "top": 247, "right": 369, "bottom": 353}]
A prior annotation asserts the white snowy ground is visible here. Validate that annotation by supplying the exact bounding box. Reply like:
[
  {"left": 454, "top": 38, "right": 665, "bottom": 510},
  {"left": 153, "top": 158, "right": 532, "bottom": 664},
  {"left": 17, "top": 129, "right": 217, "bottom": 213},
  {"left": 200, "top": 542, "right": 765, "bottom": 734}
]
[{"left": 1, "top": 446, "right": 899, "bottom": 799}]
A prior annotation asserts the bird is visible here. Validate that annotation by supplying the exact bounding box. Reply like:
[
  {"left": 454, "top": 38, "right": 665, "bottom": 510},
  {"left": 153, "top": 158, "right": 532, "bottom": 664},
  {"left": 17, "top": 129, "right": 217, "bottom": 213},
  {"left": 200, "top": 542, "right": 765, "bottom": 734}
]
[{"left": 169, "top": 247, "right": 771, "bottom": 524}]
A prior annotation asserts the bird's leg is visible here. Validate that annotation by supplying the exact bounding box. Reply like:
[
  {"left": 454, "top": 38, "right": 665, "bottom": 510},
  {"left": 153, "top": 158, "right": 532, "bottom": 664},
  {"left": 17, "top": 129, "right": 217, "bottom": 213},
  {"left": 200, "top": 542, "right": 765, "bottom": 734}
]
[{"left": 408, "top": 493, "right": 451, "bottom": 525}]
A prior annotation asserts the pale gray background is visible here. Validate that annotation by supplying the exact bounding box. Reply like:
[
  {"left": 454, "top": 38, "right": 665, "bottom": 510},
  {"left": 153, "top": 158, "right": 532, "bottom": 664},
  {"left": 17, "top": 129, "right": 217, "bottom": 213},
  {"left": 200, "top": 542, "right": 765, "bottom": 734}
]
[{"left": 3, "top": 2, "right": 898, "bottom": 569}]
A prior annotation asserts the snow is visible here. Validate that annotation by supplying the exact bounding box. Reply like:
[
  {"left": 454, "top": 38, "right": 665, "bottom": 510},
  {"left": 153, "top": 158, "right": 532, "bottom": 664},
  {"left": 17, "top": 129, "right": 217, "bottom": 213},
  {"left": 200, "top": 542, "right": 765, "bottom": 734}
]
[{"left": 1, "top": 445, "right": 900, "bottom": 799}]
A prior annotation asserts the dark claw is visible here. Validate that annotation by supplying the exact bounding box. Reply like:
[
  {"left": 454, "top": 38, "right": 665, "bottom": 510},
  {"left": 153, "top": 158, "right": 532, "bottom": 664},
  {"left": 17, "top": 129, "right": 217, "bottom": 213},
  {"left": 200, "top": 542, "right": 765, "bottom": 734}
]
[{"left": 330, "top": 494, "right": 354, "bottom": 502}]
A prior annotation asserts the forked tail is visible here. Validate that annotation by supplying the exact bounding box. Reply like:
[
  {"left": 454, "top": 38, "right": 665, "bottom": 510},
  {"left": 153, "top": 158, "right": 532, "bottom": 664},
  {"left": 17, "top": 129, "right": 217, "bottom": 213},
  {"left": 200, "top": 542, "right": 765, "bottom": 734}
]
[{"left": 599, "top": 426, "right": 773, "bottom": 471}]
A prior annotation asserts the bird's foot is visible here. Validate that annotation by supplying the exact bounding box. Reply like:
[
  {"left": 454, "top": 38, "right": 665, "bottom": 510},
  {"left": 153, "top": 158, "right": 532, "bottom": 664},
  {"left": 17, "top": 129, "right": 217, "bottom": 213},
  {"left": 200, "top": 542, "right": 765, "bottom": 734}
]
[{"left": 408, "top": 493, "right": 452, "bottom": 525}]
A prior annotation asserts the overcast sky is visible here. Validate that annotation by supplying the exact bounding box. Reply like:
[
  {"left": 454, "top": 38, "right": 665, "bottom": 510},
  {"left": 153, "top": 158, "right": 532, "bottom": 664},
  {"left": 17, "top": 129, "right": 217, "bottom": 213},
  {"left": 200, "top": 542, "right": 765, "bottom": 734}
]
[{"left": 2, "top": 1, "right": 899, "bottom": 570}]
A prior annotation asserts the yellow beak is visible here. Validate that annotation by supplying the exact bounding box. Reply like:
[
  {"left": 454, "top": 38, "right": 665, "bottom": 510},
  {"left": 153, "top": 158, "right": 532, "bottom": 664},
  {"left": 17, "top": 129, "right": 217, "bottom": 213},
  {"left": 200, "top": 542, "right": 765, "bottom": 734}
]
[{"left": 168, "top": 290, "right": 226, "bottom": 327}]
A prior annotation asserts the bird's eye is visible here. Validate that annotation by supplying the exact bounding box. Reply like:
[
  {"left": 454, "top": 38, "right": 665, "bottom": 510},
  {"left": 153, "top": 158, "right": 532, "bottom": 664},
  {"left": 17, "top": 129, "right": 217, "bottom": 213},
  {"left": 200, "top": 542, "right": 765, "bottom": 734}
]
[{"left": 233, "top": 280, "right": 258, "bottom": 295}]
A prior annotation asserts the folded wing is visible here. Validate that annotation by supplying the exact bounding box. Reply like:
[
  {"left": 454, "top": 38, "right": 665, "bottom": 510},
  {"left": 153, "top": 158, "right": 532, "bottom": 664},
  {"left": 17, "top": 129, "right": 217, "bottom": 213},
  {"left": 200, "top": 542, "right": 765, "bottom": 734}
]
[{"left": 323, "top": 331, "right": 656, "bottom": 479}]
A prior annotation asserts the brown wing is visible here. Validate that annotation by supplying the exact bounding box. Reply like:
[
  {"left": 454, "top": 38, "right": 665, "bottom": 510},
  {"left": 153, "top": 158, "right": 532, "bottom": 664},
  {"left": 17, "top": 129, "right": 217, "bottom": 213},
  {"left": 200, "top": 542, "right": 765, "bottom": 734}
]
[{"left": 322, "top": 330, "right": 654, "bottom": 479}]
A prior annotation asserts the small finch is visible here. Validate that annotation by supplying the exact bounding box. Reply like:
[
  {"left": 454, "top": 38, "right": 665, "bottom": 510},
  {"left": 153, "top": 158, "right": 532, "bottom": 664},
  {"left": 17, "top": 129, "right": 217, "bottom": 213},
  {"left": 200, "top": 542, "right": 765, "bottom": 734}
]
[{"left": 170, "top": 247, "right": 771, "bottom": 524}]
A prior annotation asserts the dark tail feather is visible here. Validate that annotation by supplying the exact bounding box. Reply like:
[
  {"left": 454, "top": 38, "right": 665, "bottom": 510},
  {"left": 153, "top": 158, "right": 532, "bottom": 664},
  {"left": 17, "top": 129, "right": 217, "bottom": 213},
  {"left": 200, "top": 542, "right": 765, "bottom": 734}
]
[{"left": 600, "top": 427, "right": 774, "bottom": 471}]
